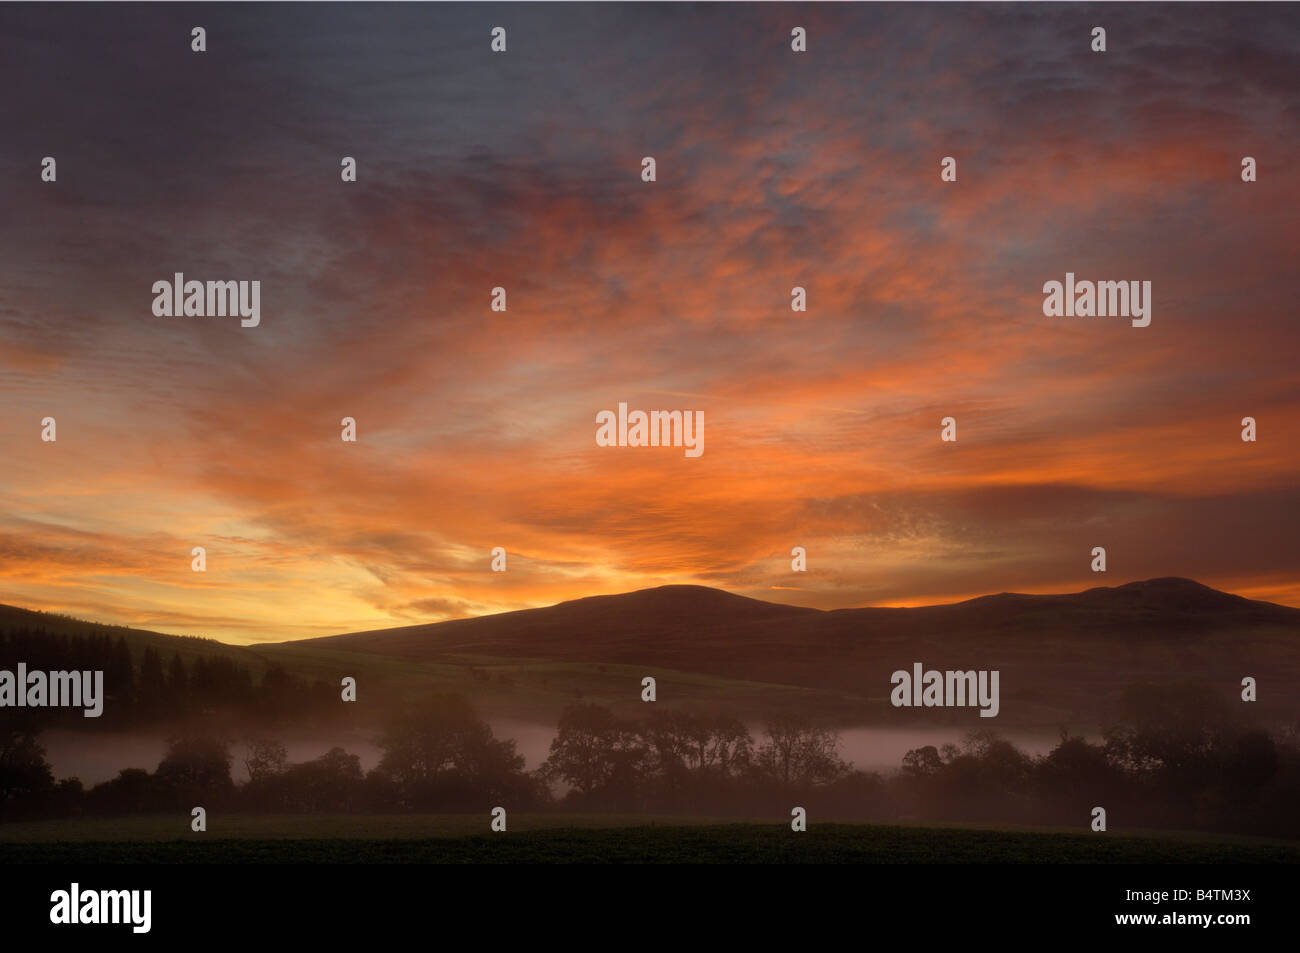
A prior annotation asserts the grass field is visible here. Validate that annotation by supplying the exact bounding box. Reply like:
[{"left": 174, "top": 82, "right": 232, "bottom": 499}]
[
  {"left": 2, "top": 815, "right": 1296, "bottom": 863},
  {"left": 252, "top": 642, "right": 865, "bottom": 722}
]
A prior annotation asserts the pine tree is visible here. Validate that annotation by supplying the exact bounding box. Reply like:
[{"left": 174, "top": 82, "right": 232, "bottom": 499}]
[{"left": 166, "top": 653, "right": 189, "bottom": 716}]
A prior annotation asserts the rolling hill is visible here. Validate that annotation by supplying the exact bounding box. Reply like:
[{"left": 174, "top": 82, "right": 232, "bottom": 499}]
[
  {"left": 5, "top": 578, "right": 1297, "bottom": 727},
  {"left": 277, "top": 577, "right": 1300, "bottom": 726}
]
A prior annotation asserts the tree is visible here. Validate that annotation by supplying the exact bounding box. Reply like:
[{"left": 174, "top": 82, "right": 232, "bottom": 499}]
[
  {"left": 86, "top": 768, "right": 157, "bottom": 815},
  {"left": 242, "top": 737, "right": 288, "bottom": 783},
  {"left": 902, "top": 745, "right": 944, "bottom": 777},
  {"left": 0, "top": 728, "right": 55, "bottom": 813},
  {"left": 137, "top": 647, "right": 167, "bottom": 718},
  {"left": 1224, "top": 730, "right": 1278, "bottom": 806},
  {"left": 539, "top": 703, "right": 646, "bottom": 801},
  {"left": 108, "top": 637, "right": 134, "bottom": 714},
  {"left": 373, "top": 694, "right": 536, "bottom": 810},
  {"left": 1104, "top": 682, "right": 1231, "bottom": 793},
  {"left": 754, "top": 714, "right": 850, "bottom": 788},
  {"left": 645, "top": 709, "right": 752, "bottom": 777},
  {"left": 1037, "top": 733, "right": 1117, "bottom": 811},
  {"left": 154, "top": 736, "right": 234, "bottom": 806},
  {"left": 276, "top": 747, "right": 365, "bottom": 812},
  {"left": 165, "top": 653, "right": 189, "bottom": 714}
]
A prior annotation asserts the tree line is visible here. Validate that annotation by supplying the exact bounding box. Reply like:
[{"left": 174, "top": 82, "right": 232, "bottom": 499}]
[
  {"left": 3, "top": 682, "right": 1297, "bottom": 837},
  {"left": 0, "top": 627, "right": 338, "bottom": 728}
]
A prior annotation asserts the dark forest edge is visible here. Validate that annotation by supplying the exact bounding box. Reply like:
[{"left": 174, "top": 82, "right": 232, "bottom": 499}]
[{"left": 4, "top": 682, "right": 1299, "bottom": 840}]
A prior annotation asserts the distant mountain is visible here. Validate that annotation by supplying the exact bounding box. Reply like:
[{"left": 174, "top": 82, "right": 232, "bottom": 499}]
[
  {"left": 304, "top": 584, "right": 818, "bottom": 655},
  {"left": 6, "top": 578, "right": 1296, "bottom": 727},
  {"left": 946, "top": 577, "right": 1287, "bottom": 617},
  {"left": 298, "top": 577, "right": 1300, "bottom": 657},
  {"left": 286, "top": 578, "right": 1300, "bottom": 726}
]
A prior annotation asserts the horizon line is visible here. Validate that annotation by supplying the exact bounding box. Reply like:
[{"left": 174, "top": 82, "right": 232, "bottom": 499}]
[{"left": 3, "top": 574, "right": 1295, "bottom": 649}]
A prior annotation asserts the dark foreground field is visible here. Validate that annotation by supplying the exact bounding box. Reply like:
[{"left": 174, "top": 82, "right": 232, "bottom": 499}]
[{"left": 2, "top": 815, "right": 1297, "bottom": 863}]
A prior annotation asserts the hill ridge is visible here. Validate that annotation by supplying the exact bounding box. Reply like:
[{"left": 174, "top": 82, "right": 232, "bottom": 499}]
[{"left": 4, "top": 578, "right": 1297, "bottom": 727}]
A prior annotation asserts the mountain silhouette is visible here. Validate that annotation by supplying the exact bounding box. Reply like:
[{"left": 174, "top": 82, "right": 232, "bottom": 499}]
[
  {"left": 6, "top": 578, "right": 1296, "bottom": 726},
  {"left": 281, "top": 578, "right": 1300, "bottom": 725},
  {"left": 299, "top": 576, "right": 1298, "bottom": 656}
]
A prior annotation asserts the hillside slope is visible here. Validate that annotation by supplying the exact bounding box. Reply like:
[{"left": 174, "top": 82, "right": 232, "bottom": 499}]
[{"left": 281, "top": 578, "right": 1300, "bottom": 725}]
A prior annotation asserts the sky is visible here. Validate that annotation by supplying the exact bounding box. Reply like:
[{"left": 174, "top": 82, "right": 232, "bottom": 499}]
[{"left": 1, "top": 3, "right": 1298, "bottom": 644}]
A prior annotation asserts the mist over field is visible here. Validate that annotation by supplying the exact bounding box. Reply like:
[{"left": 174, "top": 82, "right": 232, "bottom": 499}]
[{"left": 38, "top": 723, "right": 1071, "bottom": 787}]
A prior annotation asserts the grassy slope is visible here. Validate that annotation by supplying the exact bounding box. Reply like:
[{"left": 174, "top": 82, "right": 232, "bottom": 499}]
[
  {"left": 248, "top": 641, "right": 862, "bottom": 721},
  {"left": 282, "top": 580, "right": 1300, "bottom": 727},
  {"left": 0, "top": 603, "right": 863, "bottom": 723}
]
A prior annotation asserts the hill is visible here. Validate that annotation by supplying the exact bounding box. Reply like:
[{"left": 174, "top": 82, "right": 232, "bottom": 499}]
[
  {"left": 5, "top": 579, "right": 1297, "bottom": 727},
  {"left": 0, "top": 603, "right": 272, "bottom": 673},
  {"left": 279, "top": 578, "right": 1300, "bottom": 726}
]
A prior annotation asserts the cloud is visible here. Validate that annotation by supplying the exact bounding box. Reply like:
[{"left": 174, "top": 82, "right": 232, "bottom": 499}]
[{"left": 1, "top": 4, "right": 1297, "bottom": 640}]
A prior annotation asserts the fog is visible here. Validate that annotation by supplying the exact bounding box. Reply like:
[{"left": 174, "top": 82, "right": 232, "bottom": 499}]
[
  {"left": 40, "top": 722, "right": 1075, "bottom": 787},
  {"left": 833, "top": 726, "right": 1068, "bottom": 772}
]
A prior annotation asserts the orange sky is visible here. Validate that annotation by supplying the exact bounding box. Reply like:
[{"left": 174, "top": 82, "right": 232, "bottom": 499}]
[{"left": 1, "top": 5, "right": 1298, "bottom": 642}]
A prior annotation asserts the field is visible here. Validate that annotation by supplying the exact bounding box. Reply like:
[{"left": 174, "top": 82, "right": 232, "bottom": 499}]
[
  {"left": 250, "top": 642, "right": 860, "bottom": 722},
  {"left": 2, "top": 815, "right": 1297, "bottom": 863}
]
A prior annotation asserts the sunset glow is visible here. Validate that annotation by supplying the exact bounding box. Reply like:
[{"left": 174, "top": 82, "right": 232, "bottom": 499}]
[{"left": 1, "top": 5, "right": 1297, "bottom": 642}]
